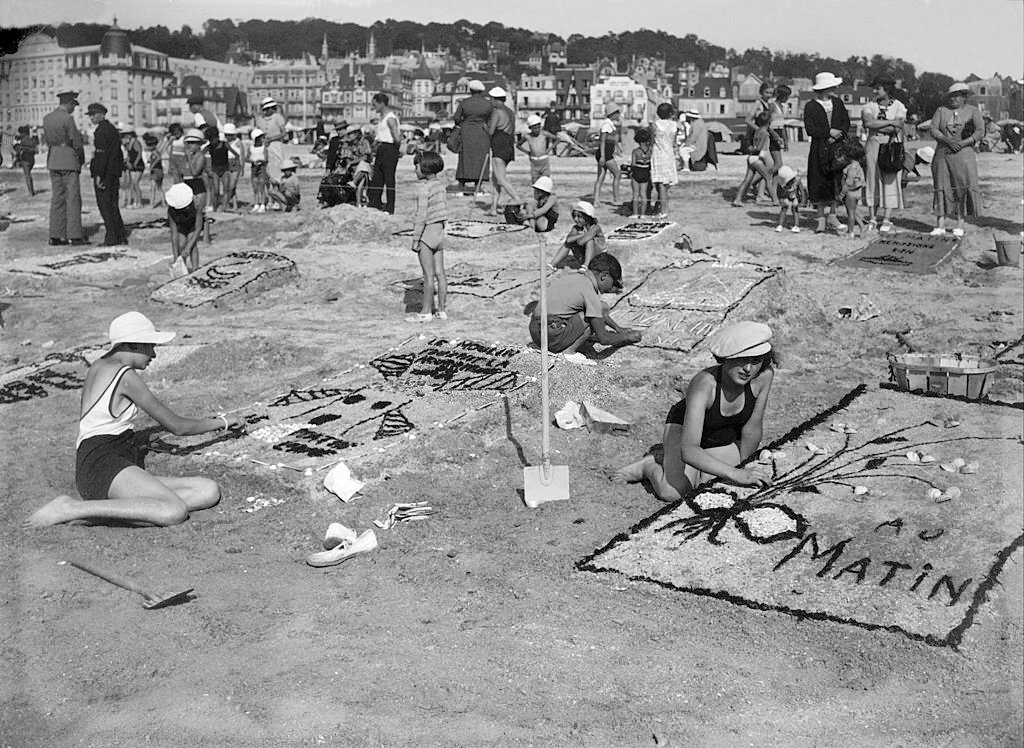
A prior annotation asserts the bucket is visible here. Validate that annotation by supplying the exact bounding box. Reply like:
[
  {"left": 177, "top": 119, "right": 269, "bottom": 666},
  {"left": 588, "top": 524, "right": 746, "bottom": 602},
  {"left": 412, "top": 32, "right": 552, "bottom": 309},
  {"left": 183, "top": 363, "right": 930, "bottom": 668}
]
[
  {"left": 889, "top": 353, "right": 998, "bottom": 400},
  {"left": 994, "top": 236, "right": 1022, "bottom": 267}
]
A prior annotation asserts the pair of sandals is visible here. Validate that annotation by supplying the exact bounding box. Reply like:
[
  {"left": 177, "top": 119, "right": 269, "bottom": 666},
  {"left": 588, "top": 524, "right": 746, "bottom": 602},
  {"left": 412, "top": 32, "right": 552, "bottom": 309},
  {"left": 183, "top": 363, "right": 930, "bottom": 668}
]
[{"left": 930, "top": 227, "right": 965, "bottom": 237}]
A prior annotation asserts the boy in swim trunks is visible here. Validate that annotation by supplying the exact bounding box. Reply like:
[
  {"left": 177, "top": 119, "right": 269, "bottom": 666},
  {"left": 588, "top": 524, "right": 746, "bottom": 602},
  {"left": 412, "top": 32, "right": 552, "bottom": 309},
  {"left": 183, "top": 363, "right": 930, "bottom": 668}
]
[
  {"left": 613, "top": 321, "right": 776, "bottom": 499},
  {"left": 517, "top": 114, "right": 556, "bottom": 182}
]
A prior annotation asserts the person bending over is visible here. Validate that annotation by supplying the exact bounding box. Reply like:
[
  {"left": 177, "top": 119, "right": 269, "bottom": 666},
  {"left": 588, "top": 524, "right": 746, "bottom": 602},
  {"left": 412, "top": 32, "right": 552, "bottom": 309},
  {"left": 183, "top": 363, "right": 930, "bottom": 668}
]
[
  {"left": 25, "top": 312, "right": 245, "bottom": 528},
  {"left": 529, "top": 253, "right": 641, "bottom": 357},
  {"left": 614, "top": 321, "right": 776, "bottom": 499}
]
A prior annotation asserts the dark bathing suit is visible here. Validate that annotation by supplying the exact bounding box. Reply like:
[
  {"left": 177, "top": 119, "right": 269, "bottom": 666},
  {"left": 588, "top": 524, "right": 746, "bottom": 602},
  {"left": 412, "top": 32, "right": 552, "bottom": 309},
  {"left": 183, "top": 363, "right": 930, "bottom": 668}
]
[{"left": 665, "top": 366, "right": 755, "bottom": 448}]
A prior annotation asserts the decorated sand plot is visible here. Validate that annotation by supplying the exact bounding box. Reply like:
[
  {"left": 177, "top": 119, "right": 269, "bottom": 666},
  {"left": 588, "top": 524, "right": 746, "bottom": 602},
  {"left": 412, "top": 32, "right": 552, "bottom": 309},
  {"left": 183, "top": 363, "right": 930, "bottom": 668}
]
[
  {"left": 606, "top": 221, "right": 676, "bottom": 242},
  {"left": 390, "top": 263, "right": 535, "bottom": 299},
  {"left": 837, "top": 234, "right": 959, "bottom": 274},
  {"left": 393, "top": 219, "right": 528, "bottom": 239},
  {"left": 579, "top": 385, "right": 1023, "bottom": 648},
  {"left": 2, "top": 248, "right": 166, "bottom": 279},
  {"left": 0, "top": 344, "right": 202, "bottom": 406},
  {"left": 150, "top": 251, "right": 298, "bottom": 308},
  {"left": 154, "top": 337, "right": 546, "bottom": 469},
  {"left": 611, "top": 259, "right": 777, "bottom": 351}
]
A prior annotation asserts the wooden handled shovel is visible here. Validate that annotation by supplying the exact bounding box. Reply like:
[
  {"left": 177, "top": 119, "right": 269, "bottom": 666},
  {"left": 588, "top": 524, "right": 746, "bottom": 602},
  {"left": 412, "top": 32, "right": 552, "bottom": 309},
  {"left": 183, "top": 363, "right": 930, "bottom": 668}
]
[
  {"left": 523, "top": 237, "right": 570, "bottom": 508},
  {"left": 68, "top": 559, "right": 193, "bottom": 610}
]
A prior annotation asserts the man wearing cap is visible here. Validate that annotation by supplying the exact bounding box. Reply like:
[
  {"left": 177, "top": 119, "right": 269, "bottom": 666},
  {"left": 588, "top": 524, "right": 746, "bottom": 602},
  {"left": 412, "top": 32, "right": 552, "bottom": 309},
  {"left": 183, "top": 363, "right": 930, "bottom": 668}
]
[
  {"left": 681, "top": 109, "right": 711, "bottom": 172},
  {"left": 255, "top": 97, "right": 288, "bottom": 188},
  {"left": 486, "top": 86, "right": 521, "bottom": 215},
  {"left": 42, "top": 91, "right": 87, "bottom": 246},
  {"left": 529, "top": 253, "right": 641, "bottom": 358},
  {"left": 87, "top": 103, "right": 127, "bottom": 247}
]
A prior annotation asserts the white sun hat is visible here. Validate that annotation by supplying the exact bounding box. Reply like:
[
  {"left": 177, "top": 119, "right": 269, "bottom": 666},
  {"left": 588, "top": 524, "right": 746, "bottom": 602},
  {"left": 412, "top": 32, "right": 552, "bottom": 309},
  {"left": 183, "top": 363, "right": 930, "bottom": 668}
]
[
  {"left": 108, "top": 312, "right": 176, "bottom": 346},
  {"left": 812, "top": 72, "right": 844, "bottom": 91},
  {"left": 527, "top": 114, "right": 543, "bottom": 127},
  {"left": 489, "top": 86, "right": 507, "bottom": 98},
  {"left": 261, "top": 96, "right": 279, "bottom": 109},
  {"left": 165, "top": 182, "right": 194, "bottom": 210},
  {"left": 532, "top": 175, "right": 554, "bottom": 192},
  {"left": 222, "top": 122, "right": 237, "bottom": 135},
  {"left": 777, "top": 165, "right": 798, "bottom": 184},
  {"left": 572, "top": 200, "right": 596, "bottom": 219}
]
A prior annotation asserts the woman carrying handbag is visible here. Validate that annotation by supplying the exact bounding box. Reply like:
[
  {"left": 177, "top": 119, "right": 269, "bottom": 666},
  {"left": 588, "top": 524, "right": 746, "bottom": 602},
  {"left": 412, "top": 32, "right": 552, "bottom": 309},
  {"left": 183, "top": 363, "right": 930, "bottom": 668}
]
[{"left": 862, "top": 76, "right": 907, "bottom": 233}]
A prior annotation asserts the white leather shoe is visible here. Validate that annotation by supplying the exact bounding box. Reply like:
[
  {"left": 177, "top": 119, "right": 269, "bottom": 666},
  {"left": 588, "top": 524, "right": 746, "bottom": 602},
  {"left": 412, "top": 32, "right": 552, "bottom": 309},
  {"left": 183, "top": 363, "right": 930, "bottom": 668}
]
[{"left": 307, "top": 529, "right": 378, "bottom": 567}]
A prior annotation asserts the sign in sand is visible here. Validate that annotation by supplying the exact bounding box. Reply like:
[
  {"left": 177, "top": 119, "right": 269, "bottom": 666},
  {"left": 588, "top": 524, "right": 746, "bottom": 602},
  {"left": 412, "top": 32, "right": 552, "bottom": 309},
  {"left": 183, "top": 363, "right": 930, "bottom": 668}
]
[
  {"left": 580, "top": 385, "right": 1023, "bottom": 648},
  {"left": 0, "top": 344, "right": 201, "bottom": 406},
  {"left": 3, "top": 248, "right": 165, "bottom": 279},
  {"left": 837, "top": 234, "right": 959, "bottom": 274},
  {"left": 391, "top": 264, "right": 535, "bottom": 299},
  {"left": 606, "top": 221, "right": 676, "bottom": 242},
  {"left": 611, "top": 260, "right": 777, "bottom": 351},
  {"left": 154, "top": 337, "right": 545, "bottom": 468},
  {"left": 151, "top": 251, "right": 298, "bottom": 308},
  {"left": 393, "top": 220, "right": 528, "bottom": 240}
]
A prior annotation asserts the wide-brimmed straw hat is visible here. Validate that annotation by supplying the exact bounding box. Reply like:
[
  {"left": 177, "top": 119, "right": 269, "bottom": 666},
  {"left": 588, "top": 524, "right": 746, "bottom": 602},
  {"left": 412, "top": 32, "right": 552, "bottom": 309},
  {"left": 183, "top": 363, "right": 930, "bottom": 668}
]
[
  {"left": 708, "top": 321, "right": 773, "bottom": 359},
  {"left": 109, "top": 312, "right": 176, "bottom": 346},
  {"left": 947, "top": 81, "right": 971, "bottom": 96},
  {"left": 165, "top": 183, "right": 194, "bottom": 210},
  {"left": 812, "top": 72, "right": 843, "bottom": 91}
]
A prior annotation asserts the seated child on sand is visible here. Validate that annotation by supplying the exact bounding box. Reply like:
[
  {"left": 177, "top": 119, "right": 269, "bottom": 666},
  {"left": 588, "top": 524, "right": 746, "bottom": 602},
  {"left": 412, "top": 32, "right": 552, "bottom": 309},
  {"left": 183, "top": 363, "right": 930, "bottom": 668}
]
[
  {"left": 549, "top": 200, "right": 605, "bottom": 270},
  {"left": 25, "top": 312, "right": 245, "bottom": 528},
  {"left": 521, "top": 176, "right": 559, "bottom": 233},
  {"left": 614, "top": 321, "right": 776, "bottom": 499}
]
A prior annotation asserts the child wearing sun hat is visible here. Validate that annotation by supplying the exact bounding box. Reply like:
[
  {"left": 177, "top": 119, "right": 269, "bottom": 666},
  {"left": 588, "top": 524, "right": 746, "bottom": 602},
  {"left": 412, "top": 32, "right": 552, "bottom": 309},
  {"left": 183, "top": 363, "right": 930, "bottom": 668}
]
[
  {"left": 549, "top": 200, "right": 606, "bottom": 270},
  {"left": 613, "top": 321, "right": 777, "bottom": 500}
]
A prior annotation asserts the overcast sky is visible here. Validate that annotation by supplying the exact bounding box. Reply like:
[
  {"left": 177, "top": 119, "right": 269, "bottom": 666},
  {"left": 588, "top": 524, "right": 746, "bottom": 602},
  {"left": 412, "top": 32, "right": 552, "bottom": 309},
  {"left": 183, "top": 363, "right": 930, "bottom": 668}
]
[{"left": 5, "top": 0, "right": 1022, "bottom": 80}]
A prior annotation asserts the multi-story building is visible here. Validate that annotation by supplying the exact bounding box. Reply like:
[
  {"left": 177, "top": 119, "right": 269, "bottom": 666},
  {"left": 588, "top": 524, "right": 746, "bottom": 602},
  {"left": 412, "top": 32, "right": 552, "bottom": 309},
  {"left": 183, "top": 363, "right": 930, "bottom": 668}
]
[
  {"left": 675, "top": 62, "right": 700, "bottom": 94},
  {"left": 168, "top": 56, "right": 253, "bottom": 91},
  {"left": 677, "top": 77, "right": 736, "bottom": 119},
  {"left": 968, "top": 75, "right": 1011, "bottom": 119},
  {"left": 554, "top": 65, "right": 597, "bottom": 122},
  {"left": 0, "top": 25, "right": 175, "bottom": 131},
  {"left": 250, "top": 53, "right": 326, "bottom": 128},
  {"left": 409, "top": 58, "right": 437, "bottom": 118},
  {"left": 516, "top": 73, "right": 556, "bottom": 121},
  {"left": 735, "top": 74, "right": 767, "bottom": 117},
  {"left": 320, "top": 62, "right": 411, "bottom": 123},
  {"left": 590, "top": 76, "right": 648, "bottom": 124},
  {"left": 150, "top": 75, "right": 248, "bottom": 126}
]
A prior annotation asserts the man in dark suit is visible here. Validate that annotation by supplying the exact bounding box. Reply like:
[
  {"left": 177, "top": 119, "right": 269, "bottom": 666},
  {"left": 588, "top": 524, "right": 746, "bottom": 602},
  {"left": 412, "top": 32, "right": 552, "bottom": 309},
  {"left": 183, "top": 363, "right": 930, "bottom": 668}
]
[
  {"left": 87, "top": 103, "right": 127, "bottom": 246},
  {"left": 42, "top": 90, "right": 86, "bottom": 246}
]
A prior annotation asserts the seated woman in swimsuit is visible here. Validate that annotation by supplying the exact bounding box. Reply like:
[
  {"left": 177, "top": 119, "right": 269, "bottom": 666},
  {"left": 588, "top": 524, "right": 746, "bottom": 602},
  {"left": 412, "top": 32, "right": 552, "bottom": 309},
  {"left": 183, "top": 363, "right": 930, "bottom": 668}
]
[
  {"left": 613, "top": 321, "right": 776, "bottom": 500},
  {"left": 25, "top": 312, "right": 245, "bottom": 528}
]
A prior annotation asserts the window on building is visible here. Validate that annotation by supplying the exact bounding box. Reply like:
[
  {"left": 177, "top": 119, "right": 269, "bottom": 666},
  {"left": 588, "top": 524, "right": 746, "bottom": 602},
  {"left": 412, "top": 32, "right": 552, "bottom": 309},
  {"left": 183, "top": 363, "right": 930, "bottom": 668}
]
[
  {"left": 719, "top": 87, "right": 726, "bottom": 97},
  {"left": 703, "top": 87, "right": 710, "bottom": 97},
  {"left": 719, "top": 104, "right": 726, "bottom": 115},
  {"left": 979, "top": 86, "right": 987, "bottom": 95},
  {"left": 842, "top": 94, "right": 852, "bottom": 103}
]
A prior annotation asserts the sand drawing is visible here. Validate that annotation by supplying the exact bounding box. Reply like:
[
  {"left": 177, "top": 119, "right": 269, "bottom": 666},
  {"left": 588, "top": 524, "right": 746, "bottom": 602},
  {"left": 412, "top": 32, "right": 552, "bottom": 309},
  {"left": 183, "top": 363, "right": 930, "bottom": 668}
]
[
  {"left": 391, "top": 263, "right": 535, "bottom": 299},
  {"left": 579, "top": 385, "right": 1023, "bottom": 648},
  {"left": 611, "top": 260, "right": 777, "bottom": 351},
  {"left": 154, "top": 337, "right": 544, "bottom": 469},
  {"left": 393, "top": 219, "right": 527, "bottom": 240},
  {"left": 606, "top": 221, "right": 676, "bottom": 242},
  {"left": 151, "top": 251, "right": 298, "bottom": 308},
  {"left": 3, "top": 248, "right": 165, "bottom": 278},
  {"left": 837, "top": 234, "right": 959, "bottom": 274}
]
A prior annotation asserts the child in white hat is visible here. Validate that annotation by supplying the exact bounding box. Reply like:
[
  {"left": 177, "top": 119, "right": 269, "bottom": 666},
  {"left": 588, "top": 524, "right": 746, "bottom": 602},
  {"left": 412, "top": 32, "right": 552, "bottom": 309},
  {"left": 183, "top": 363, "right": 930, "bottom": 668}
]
[
  {"left": 614, "top": 321, "right": 777, "bottom": 499},
  {"left": 549, "top": 200, "right": 606, "bottom": 269},
  {"left": 517, "top": 114, "right": 556, "bottom": 183},
  {"left": 24, "top": 312, "right": 245, "bottom": 528},
  {"left": 165, "top": 182, "right": 203, "bottom": 275},
  {"left": 774, "top": 165, "right": 803, "bottom": 232},
  {"left": 248, "top": 128, "right": 268, "bottom": 213},
  {"left": 520, "top": 175, "right": 559, "bottom": 233}
]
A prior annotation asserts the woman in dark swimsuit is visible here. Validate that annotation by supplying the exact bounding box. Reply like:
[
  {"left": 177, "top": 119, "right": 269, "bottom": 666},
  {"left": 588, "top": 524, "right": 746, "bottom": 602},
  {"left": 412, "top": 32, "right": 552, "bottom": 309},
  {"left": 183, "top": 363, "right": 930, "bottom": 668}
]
[{"left": 614, "top": 321, "right": 776, "bottom": 500}]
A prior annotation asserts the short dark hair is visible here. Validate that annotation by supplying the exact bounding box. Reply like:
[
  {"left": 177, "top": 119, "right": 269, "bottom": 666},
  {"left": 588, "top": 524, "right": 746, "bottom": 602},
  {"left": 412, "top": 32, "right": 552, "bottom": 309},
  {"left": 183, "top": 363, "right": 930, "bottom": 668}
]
[
  {"left": 372, "top": 93, "right": 389, "bottom": 106},
  {"left": 588, "top": 253, "right": 622, "bottom": 283},
  {"left": 634, "top": 128, "right": 651, "bottom": 144},
  {"left": 416, "top": 150, "right": 444, "bottom": 175},
  {"left": 774, "top": 85, "right": 792, "bottom": 101},
  {"left": 759, "top": 82, "right": 773, "bottom": 95},
  {"left": 656, "top": 102, "right": 675, "bottom": 119},
  {"left": 168, "top": 123, "right": 183, "bottom": 136},
  {"left": 754, "top": 111, "right": 771, "bottom": 127},
  {"left": 842, "top": 138, "right": 866, "bottom": 162}
]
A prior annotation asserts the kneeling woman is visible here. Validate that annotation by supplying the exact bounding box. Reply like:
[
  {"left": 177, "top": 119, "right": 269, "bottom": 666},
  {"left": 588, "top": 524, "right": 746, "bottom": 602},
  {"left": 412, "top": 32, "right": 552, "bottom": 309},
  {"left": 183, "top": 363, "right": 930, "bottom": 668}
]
[
  {"left": 26, "top": 312, "right": 244, "bottom": 528},
  {"left": 614, "top": 321, "right": 776, "bottom": 499}
]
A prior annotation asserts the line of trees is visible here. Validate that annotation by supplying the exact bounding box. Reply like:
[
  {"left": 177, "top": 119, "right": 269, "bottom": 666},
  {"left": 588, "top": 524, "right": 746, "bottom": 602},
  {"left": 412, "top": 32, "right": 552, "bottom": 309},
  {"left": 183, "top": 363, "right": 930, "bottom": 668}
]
[{"left": 0, "top": 19, "right": 982, "bottom": 116}]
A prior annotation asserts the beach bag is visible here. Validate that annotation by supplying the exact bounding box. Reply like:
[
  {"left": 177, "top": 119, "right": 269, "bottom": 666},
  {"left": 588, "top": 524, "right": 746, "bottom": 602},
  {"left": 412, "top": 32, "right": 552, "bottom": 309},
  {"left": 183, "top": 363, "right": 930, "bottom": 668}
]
[
  {"left": 877, "top": 135, "right": 904, "bottom": 174},
  {"left": 446, "top": 126, "right": 462, "bottom": 154},
  {"left": 503, "top": 204, "right": 524, "bottom": 225},
  {"left": 825, "top": 137, "right": 847, "bottom": 174}
]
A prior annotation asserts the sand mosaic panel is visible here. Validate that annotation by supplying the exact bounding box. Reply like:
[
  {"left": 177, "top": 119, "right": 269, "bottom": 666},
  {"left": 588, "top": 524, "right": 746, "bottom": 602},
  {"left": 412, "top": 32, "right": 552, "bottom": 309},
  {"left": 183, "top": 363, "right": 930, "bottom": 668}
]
[
  {"left": 611, "top": 260, "right": 777, "bottom": 352},
  {"left": 837, "top": 234, "right": 959, "bottom": 274},
  {"left": 579, "top": 386, "right": 1023, "bottom": 648},
  {"left": 606, "top": 221, "right": 676, "bottom": 242},
  {"left": 391, "top": 263, "right": 535, "bottom": 299},
  {"left": 151, "top": 251, "right": 298, "bottom": 308},
  {"left": 153, "top": 337, "right": 544, "bottom": 469},
  {"left": 393, "top": 220, "right": 528, "bottom": 240},
  {"left": 3, "top": 248, "right": 166, "bottom": 279}
]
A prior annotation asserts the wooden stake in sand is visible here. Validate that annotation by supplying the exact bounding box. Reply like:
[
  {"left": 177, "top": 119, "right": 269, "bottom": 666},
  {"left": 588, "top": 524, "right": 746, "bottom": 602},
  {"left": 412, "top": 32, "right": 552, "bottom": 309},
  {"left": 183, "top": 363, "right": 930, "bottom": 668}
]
[{"left": 523, "top": 238, "right": 570, "bottom": 507}]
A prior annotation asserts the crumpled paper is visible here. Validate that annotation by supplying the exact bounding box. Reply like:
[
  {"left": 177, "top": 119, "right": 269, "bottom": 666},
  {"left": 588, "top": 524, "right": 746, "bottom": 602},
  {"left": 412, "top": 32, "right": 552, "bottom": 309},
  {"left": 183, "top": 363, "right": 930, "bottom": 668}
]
[
  {"left": 555, "top": 400, "right": 585, "bottom": 430},
  {"left": 323, "top": 461, "right": 364, "bottom": 503}
]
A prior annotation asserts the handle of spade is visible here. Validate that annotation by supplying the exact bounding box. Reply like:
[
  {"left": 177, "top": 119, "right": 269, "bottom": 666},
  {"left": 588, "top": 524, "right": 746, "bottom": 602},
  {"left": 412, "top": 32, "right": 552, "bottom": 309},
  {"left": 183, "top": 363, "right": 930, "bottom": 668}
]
[
  {"left": 538, "top": 237, "right": 551, "bottom": 482},
  {"left": 69, "top": 558, "right": 149, "bottom": 598}
]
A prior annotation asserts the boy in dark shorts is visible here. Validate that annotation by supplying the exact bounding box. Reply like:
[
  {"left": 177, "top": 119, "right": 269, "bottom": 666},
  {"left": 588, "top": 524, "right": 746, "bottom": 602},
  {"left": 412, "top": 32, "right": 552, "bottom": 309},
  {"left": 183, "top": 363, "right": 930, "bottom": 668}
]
[
  {"left": 529, "top": 253, "right": 641, "bottom": 359},
  {"left": 166, "top": 182, "right": 203, "bottom": 275}
]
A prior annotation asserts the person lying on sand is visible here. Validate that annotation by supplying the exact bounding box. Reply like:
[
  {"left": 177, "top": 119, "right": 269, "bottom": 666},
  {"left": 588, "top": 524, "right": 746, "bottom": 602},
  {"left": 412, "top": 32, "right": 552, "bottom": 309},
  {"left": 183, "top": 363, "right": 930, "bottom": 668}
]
[
  {"left": 613, "top": 321, "right": 776, "bottom": 499},
  {"left": 529, "top": 253, "right": 641, "bottom": 359},
  {"left": 25, "top": 312, "right": 245, "bottom": 528}
]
